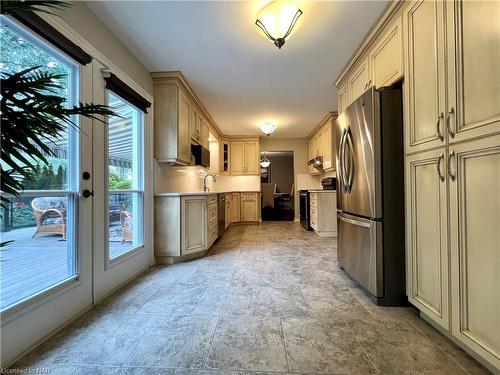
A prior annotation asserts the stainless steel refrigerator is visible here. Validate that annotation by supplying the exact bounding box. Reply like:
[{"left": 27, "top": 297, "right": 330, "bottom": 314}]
[{"left": 335, "top": 86, "right": 405, "bottom": 306}]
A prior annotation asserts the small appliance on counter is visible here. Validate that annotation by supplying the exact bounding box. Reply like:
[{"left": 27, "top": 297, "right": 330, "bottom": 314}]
[
  {"left": 321, "top": 177, "right": 337, "bottom": 190},
  {"left": 191, "top": 144, "right": 210, "bottom": 167}
]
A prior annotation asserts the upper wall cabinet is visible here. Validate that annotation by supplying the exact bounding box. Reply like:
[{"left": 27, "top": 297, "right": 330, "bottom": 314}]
[
  {"left": 230, "top": 139, "right": 260, "bottom": 175},
  {"left": 337, "top": 82, "right": 349, "bottom": 115},
  {"left": 152, "top": 72, "right": 218, "bottom": 165},
  {"left": 153, "top": 82, "right": 192, "bottom": 164},
  {"left": 445, "top": 1, "right": 500, "bottom": 144},
  {"left": 370, "top": 15, "right": 403, "bottom": 89},
  {"left": 405, "top": 0, "right": 447, "bottom": 154},
  {"left": 348, "top": 58, "right": 370, "bottom": 103},
  {"left": 308, "top": 112, "right": 337, "bottom": 175}
]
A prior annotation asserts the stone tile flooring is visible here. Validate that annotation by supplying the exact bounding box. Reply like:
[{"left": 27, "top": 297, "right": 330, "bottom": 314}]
[{"left": 12, "top": 222, "right": 490, "bottom": 374}]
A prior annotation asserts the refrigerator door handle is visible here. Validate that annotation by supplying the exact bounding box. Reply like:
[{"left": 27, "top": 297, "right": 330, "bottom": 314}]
[
  {"left": 340, "top": 129, "right": 348, "bottom": 191},
  {"left": 346, "top": 128, "right": 355, "bottom": 192},
  {"left": 338, "top": 214, "right": 371, "bottom": 228}
]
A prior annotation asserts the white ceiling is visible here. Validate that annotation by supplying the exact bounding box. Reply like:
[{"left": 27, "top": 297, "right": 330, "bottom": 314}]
[{"left": 86, "top": 1, "right": 388, "bottom": 138}]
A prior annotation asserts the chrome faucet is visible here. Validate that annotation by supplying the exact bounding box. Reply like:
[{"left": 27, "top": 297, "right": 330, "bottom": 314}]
[{"left": 203, "top": 174, "right": 216, "bottom": 193}]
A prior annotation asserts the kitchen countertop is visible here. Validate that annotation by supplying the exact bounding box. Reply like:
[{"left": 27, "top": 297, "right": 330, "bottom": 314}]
[{"left": 155, "top": 190, "right": 260, "bottom": 197}]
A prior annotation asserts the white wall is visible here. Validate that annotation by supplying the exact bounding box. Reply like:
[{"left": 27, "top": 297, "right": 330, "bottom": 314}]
[{"left": 55, "top": 2, "right": 153, "bottom": 94}]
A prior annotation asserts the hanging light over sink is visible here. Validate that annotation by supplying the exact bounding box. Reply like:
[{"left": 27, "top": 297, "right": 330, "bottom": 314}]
[{"left": 255, "top": 0, "right": 303, "bottom": 49}]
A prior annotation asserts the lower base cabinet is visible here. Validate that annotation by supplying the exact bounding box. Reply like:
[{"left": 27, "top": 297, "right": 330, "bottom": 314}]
[
  {"left": 240, "top": 193, "right": 259, "bottom": 222},
  {"left": 310, "top": 192, "right": 337, "bottom": 237},
  {"left": 406, "top": 136, "right": 500, "bottom": 371}
]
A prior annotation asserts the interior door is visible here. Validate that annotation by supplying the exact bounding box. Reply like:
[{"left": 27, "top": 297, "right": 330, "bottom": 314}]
[
  {"left": 0, "top": 17, "right": 93, "bottom": 365},
  {"left": 92, "top": 61, "right": 150, "bottom": 303}
]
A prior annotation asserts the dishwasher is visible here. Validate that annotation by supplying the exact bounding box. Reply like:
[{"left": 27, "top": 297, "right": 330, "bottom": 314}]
[{"left": 217, "top": 194, "right": 225, "bottom": 238}]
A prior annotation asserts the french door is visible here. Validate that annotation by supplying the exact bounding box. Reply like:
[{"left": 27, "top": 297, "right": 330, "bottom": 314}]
[
  {"left": 0, "top": 17, "right": 93, "bottom": 365},
  {"left": 0, "top": 18, "right": 151, "bottom": 366},
  {"left": 91, "top": 60, "right": 150, "bottom": 303}
]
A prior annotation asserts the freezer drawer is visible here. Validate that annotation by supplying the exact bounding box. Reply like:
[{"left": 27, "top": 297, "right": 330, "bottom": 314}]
[{"left": 338, "top": 212, "right": 383, "bottom": 297}]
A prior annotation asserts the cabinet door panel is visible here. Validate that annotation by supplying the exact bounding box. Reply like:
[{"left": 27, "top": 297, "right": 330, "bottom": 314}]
[
  {"left": 447, "top": 1, "right": 500, "bottom": 144},
  {"left": 244, "top": 141, "right": 259, "bottom": 175},
  {"left": 231, "top": 193, "right": 240, "bottom": 222},
  {"left": 370, "top": 15, "right": 403, "bottom": 88},
  {"left": 406, "top": 148, "right": 449, "bottom": 329},
  {"left": 348, "top": 59, "right": 370, "bottom": 104},
  {"left": 178, "top": 91, "right": 192, "bottom": 163},
  {"left": 449, "top": 136, "right": 500, "bottom": 367},
  {"left": 241, "top": 198, "right": 258, "bottom": 222},
  {"left": 182, "top": 197, "right": 206, "bottom": 254},
  {"left": 338, "top": 83, "right": 349, "bottom": 115},
  {"left": 405, "top": 0, "right": 446, "bottom": 153},
  {"left": 323, "top": 122, "right": 334, "bottom": 171},
  {"left": 230, "top": 141, "right": 245, "bottom": 174}
]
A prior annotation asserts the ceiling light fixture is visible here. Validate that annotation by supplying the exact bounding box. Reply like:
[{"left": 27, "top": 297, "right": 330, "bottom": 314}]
[
  {"left": 260, "top": 153, "right": 271, "bottom": 168},
  {"left": 259, "top": 120, "right": 278, "bottom": 136},
  {"left": 255, "top": 0, "right": 303, "bottom": 49}
]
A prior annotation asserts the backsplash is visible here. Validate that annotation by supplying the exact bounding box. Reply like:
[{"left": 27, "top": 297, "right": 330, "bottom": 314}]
[{"left": 155, "top": 161, "right": 260, "bottom": 193}]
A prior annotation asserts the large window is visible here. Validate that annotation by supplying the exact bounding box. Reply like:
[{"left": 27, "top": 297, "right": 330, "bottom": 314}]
[
  {"left": 107, "top": 92, "right": 144, "bottom": 260},
  {"left": 0, "top": 17, "right": 79, "bottom": 310}
]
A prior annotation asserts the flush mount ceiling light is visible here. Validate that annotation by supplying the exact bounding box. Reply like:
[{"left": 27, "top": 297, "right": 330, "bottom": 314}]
[
  {"left": 259, "top": 120, "right": 278, "bottom": 136},
  {"left": 255, "top": 0, "right": 303, "bottom": 49},
  {"left": 260, "top": 153, "right": 271, "bottom": 168}
]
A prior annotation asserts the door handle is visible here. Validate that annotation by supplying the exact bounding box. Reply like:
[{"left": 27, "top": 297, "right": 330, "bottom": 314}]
[
  {"left": 447, "top": 107, "right": 455, "bottom": 138},
  {"left": 80, "top": 189, "right": 94, "bottom": 198},
  {"left": 340, "top": 129, "right": 348, "bottom": 191},
  {"left": 437, "top": 153, "right": 445, "bottom": 182},
  {"left": 346, "top": 128, "right": 355, "bottom": 192},
  {"left": 437, "top": 112, "right": 444, "bottom": 141},
  {"left": 448, "top": 150, "right": 456, "bottom": 181},
  {"left": 338, "top": 214, "right": 371, "bottom": 228}
]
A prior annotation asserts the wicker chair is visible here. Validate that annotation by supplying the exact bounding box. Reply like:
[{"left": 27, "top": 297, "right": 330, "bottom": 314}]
[
  {"left": 120, "top": 210, "right": 133, "bottom": 243},
  {"left": 31, "top": 197, "right": 67, "bottom": 239}
]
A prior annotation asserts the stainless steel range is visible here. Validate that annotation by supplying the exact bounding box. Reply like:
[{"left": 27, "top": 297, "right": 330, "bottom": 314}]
[{"left": 335, "top": 85, "right": 405, "bottom": 306}]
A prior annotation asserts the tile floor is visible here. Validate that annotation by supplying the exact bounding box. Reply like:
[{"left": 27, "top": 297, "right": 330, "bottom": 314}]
[{"left": 12, "top": 222, "right": 490, "bottom": 374}]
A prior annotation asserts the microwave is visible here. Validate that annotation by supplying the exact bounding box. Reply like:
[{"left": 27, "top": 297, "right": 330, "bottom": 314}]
[{"left": 191, "top": 144, "right": 210, "bottom": 168}]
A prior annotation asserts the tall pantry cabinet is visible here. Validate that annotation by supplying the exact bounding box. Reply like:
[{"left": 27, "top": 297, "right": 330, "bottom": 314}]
[
  {"left": 404, "top": 0, "right": 500, "bottom": 370},
  {"left": 335, "top": 1, "right": 499, "bottom": 370}
]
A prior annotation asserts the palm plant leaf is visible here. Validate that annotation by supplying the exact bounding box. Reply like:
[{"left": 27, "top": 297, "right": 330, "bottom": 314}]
[{"left": 0, "top": 1, "right": 71, "bottom": 15}]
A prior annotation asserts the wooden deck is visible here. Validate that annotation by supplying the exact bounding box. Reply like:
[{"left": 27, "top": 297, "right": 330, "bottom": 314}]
[{"left": 0, "top": 224, "right": 131, "bottom": 310}]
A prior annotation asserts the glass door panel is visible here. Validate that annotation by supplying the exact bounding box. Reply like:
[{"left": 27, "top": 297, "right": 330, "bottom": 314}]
[{"left": 0, "top": 17, "right": 80, "bottom": 311}]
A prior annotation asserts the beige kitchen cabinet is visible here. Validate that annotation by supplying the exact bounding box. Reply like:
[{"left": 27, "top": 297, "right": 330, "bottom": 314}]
[
  {"left": 230, "top": 140, "right": 260, "bottom": 175},
  {"left": 404, "top": 0, "right": 447, "bottom": 154},
  {"left": 190, "top": 106, "right": 200, "bottom": 143},
  {"left": 445, "top": 1, "right": 500, "bottom": 144},
  {"left": 338, "top": 82, "right": 349, "bottom": 115},
  {"left": 207, "top": 195, "right": 218, "bottom": 247},
  {"left": 348, "top": 58, "right": 370, "bottom": 104},
  {"left": 153, "top": 81, "right": 192, "bottom": 164},
  {"left": 225, "top": 193, "right": 231, "bottom": 229},
  {"left": 449, "top": 135, "right": 500, "bottom": 368},
  {"left": 308, "top": 112, "right": 337, "bottom": 174},
  {"left": 231, "top": 192, "right": 240, "bottom": 223},
  {"left": 200, "top": 116, "right": 209, "bottom": 149},
  {"left": 220, "top": 140, "right": 230, "bottom": 174},
  {"left": 240, "top": 193, "right": 259, "bottom": 222},
  {"left": 369, "top": 15, "right": 403, "bottom": 88},
  {"left": 181, "top": 196, "right": 207, "bottom": 255},
  {"left": 309, "top": 192, "right": 337, "bottom": 237},
  {"left": 405, "top": 148, "right": 449, "bottom": 330}
]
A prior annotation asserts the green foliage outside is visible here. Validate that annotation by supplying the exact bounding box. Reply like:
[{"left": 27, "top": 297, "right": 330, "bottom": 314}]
[{"left": 109, "top": 171, "right": 131, "bottom": 190}]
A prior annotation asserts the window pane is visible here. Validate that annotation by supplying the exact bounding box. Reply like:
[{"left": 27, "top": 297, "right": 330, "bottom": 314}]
[
  {"left": 0, "top": 195, "right": 76, "bottom": 310},
  {"left": 0, "top": 18, "right": 78, "bottom": 311},
  {"left": 108, "top": 192, "right": 143, "bottom": 259},
  {"left": 108, "top": 92, "right": 141, "bottom": 190},
  {"left": 1, "top": 17, "right": 77, "bottom": 190},
  {"left": 107, "top": 92, "right": 144, "bottom": 260}
]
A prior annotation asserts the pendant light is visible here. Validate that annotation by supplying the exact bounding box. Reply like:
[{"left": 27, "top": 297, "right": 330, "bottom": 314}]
[
  {"left": 260, "top": 153, "right": 271, "bottom": 168},
  {"left": 255, "top": 0, "right": 303, "bottom": 49}
]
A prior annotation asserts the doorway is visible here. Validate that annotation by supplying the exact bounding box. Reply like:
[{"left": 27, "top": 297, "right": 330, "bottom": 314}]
[{"left": 260, "top": 151, "right": 294, "bottom": 221}]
